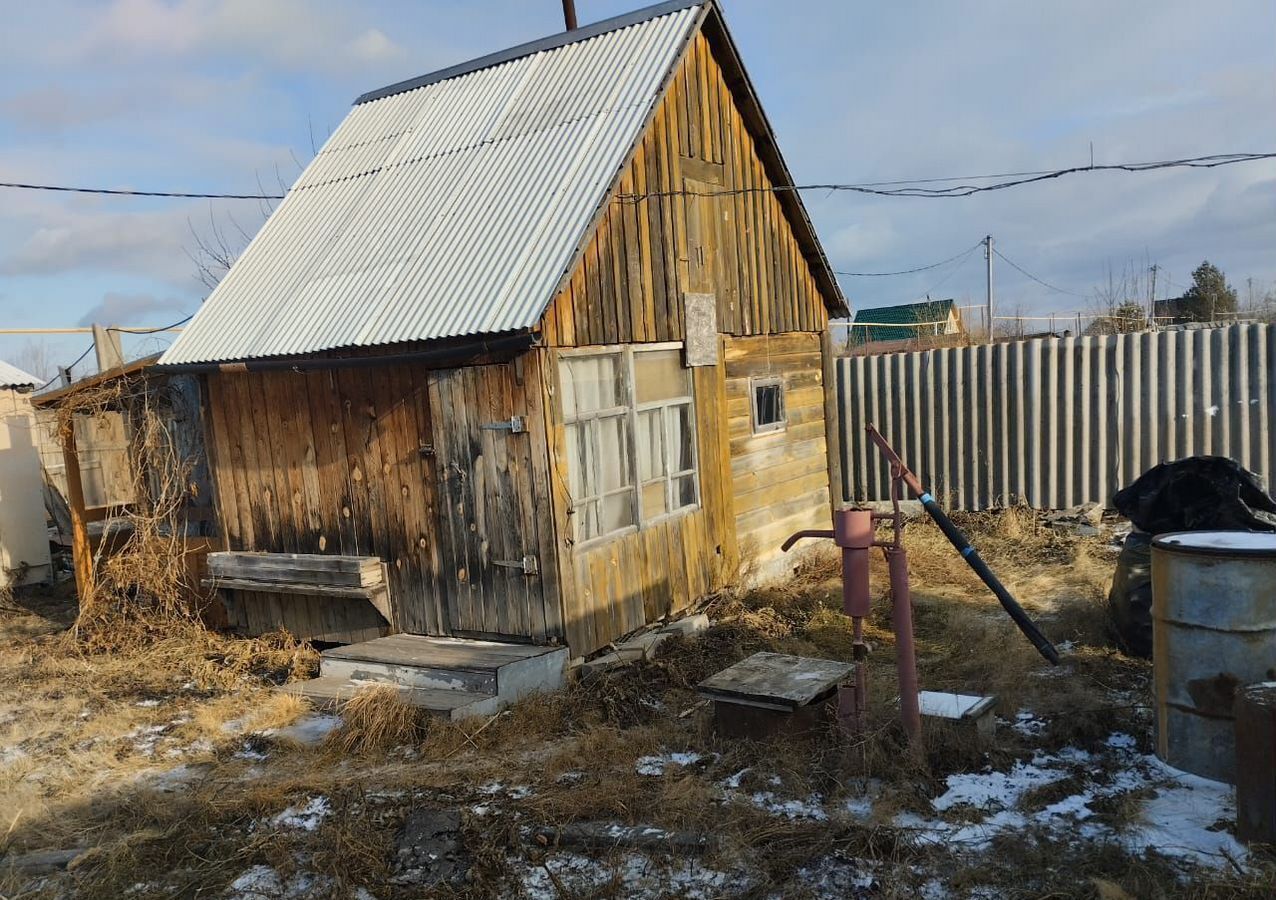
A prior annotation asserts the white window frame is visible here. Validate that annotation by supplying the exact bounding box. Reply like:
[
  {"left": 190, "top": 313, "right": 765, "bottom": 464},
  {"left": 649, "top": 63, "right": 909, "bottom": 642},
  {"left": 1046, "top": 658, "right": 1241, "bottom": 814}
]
[
  {"left": 750, "top": 375, "right": 787, "bottom": 435},
  {"left": 559, "top": 343, "right": 701, "bottom": 548}
]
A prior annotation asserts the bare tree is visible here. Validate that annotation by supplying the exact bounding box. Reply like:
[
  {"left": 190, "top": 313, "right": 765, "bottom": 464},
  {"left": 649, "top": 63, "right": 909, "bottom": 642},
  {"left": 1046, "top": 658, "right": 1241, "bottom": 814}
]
[
  {"left": 1087, "top": 261, "right": 1151, "bottom": 334},
  {"left": 11, "top": 340, "right": 56, "bottom": 382},
  {"left": 183, "top": 158, "right": 299, "bottom": 290}
]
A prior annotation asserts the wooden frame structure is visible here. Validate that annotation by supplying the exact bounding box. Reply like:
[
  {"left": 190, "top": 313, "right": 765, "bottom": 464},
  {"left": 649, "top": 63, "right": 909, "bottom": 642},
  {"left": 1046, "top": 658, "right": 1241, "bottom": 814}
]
[{"left": 31, "top": 356, "right": 218, "bottom": 611}]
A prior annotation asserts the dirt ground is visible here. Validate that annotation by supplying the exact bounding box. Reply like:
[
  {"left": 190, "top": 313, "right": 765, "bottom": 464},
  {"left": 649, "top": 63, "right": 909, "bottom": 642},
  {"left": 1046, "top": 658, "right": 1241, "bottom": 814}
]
[{"left": 2, "top": 510, "right": 1274, "bottom": 899}]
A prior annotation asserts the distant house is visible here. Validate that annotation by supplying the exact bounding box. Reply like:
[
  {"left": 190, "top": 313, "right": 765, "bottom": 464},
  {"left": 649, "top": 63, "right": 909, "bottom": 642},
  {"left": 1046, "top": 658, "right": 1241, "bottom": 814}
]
[
  {"left": 847, "top": 299, "right": 965, "bottom": 353},
  {"left": 1154, "top": 297, "right": 1192, "bottom": 324},
  {"left": 154, "top": 0, "right": 848, "bottom": 657},
  {"left": 0, "top": 361, "right": 51, "bottom": 587}
]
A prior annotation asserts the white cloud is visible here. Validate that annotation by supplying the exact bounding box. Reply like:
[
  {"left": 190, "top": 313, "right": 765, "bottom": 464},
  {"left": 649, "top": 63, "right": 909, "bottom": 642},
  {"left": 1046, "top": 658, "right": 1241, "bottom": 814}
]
[
  {"left": 0, "top": 199, "right": 268, "bottom": 289},
  {"left": 73, "top": 0, "right": 406, "bottom": 72},
  {"left": 77, "top": 291, "right": 194, "bottom": 326}
]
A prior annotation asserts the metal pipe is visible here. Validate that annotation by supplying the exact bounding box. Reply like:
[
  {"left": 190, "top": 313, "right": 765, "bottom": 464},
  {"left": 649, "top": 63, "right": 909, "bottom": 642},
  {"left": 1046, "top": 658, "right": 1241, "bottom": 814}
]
[
  {"left": 562, "top": 0, "right": 578, "bottom": 30},
  {"left": 887, "top": 547, "right": 922, "bottom": 740},
  {"left": 865, "top": 424, "right": 1061, "bottom": 665},
  {"left": 157, "top": 331, "right": 537, "bottom": 375}
]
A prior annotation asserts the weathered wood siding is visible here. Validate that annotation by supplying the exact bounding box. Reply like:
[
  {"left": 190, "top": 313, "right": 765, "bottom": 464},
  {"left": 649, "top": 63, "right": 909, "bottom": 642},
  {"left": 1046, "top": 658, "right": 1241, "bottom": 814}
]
[
  {"left": 538, "top": 346, "right": 736, "bottom": 656},
  {"left": 540, "top": 32, "right": 831, "bottom": 348},
  {"left": 426, "top": 358, "right": 562, "bottom": 643},
  {"left": 204, "top": 360, "right": 562, "bottom": 645},
  {"left": 725, "top": 333, "right": 830, "bottom": 575}
]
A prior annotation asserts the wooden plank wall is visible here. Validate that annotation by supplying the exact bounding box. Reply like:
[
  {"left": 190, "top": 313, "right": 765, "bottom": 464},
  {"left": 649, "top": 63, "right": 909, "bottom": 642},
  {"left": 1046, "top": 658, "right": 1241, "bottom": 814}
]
[
  {"left": 540, "top": 32, "right": 832, "bottom": 348},
  {"left": 204, "top": 366, "right": 444, "bottom": 643},
  {"left": 538, "top": 346, "right": 736, "bottom": 656},
  {"left": 725, "top": 333, "right": 831, "bottom": 576},
  {"left": 205, "top": 359, "right": 564, "bottom": 646}
]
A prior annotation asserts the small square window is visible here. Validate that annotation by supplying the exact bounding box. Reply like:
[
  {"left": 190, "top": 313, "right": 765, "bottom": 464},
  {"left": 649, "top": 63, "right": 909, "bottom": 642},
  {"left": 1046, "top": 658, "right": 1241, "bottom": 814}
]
[{"left": 751, "top": 376, "right": 786, "bottom": 434}]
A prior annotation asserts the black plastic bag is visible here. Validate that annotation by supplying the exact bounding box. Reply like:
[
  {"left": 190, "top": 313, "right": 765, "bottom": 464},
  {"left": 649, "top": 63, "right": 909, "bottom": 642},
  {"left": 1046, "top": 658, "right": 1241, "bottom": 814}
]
[
  {"left": 1108, "top": 532, "right": 1153, "bottom": 658},
  {"left": 1112, "top": 456, "right": 1276, "bottom": 534}
]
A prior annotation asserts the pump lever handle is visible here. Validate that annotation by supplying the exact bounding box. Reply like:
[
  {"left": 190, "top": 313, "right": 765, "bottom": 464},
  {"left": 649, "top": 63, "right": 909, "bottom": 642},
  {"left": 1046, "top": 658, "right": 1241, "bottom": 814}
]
[{"left": 780, "top": 529, "right": 834, "bottom": 552}]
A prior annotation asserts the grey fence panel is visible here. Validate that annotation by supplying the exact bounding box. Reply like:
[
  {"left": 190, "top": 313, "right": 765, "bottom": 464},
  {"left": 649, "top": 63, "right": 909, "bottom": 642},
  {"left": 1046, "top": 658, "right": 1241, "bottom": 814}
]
[{"left": 836, "top": 324, "right": 1275, "bottom": 510}]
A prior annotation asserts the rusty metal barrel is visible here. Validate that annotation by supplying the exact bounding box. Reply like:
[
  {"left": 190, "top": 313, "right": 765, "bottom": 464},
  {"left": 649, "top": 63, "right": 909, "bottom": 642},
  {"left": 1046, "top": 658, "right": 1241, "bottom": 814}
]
[{"left": 1150, "top": 531, "right": 1276, "bottom": 783}]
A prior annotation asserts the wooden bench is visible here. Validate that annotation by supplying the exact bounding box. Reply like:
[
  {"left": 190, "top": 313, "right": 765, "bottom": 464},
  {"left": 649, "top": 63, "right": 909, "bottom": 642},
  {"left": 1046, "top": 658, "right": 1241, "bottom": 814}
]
[{"left": 205, "top": 552, "right": 393, "bottom": 627}]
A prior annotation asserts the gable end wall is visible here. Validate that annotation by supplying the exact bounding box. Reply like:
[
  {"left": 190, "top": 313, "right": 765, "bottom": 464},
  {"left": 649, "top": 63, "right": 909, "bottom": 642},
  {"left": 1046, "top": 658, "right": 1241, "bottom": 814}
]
[{"left": 541, "top": 31, "right": 832, "bottom": 348}]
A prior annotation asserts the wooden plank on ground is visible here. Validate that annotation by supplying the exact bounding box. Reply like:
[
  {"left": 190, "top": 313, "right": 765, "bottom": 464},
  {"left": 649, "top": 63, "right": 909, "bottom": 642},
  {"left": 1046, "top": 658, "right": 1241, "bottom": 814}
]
[{"left": 696, "top": 652, "right": 854, "bottom": 710}]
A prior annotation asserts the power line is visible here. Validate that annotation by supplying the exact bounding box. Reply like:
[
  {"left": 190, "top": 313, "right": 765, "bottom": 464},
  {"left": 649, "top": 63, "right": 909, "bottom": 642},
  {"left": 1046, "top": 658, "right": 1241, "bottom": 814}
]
[
  {"left": 35, "top": 343, "right": 94, "bottom": 391},
  {"left": 107, "top": 313, "right": 195, "bottom": 335},
  {"left": 617, "top": 153, "right": 1276, "bottom": 202},
  {"left": 835, "top": 241, "right": 984, "bottom": 276},
  {"left": 5, "top": 152, "right": 1270, "bottom": 205},
  {"left": 992, "top": 248, "right": 1089, "bottom": 298},
  {"left": 0, "top": 181, "right": 283, "bottom": 200},
  {"left": 924, "top": 244, "right": 981, "bottom": 296}
]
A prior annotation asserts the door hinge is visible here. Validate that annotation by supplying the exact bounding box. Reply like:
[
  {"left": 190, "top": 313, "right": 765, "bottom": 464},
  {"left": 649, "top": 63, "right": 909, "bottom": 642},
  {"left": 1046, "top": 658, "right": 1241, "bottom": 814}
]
[
  {"left": 481, "top": 415, "right": 526, "bottom": 433},
  {"left": 493, "top": 554, "right": 539, "bottom": 575}
]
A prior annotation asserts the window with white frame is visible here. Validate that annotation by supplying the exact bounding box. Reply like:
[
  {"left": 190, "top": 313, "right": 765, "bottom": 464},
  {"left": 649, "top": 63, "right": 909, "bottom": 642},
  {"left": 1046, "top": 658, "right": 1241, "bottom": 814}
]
[
  {"left": 560, "top": 346, "right": 699, "bottom": 544},
  {"left": 751, "top": 375, "right": 786, "bottom": 434}
]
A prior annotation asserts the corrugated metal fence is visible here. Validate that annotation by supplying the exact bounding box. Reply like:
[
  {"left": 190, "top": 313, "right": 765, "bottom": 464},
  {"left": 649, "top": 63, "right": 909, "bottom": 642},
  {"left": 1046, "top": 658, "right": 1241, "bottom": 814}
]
[{"left": 835, "top": 324, "right": 1275, "bottom": 510}]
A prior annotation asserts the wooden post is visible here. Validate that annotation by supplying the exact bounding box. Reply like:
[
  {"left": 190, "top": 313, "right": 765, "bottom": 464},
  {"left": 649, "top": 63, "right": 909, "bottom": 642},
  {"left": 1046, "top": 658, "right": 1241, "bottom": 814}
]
[
  {"left": 60, "top": 420, "right": 94, "bottom": 602},
  {"left": 821, "top": 327, "right": 844, "bottom": 511}
]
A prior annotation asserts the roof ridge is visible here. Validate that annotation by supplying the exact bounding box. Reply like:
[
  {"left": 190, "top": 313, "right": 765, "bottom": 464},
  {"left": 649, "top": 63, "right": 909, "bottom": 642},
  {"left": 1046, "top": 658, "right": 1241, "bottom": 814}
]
[{"left": 355, "top": 0, "right": 703, "bottom": 106}]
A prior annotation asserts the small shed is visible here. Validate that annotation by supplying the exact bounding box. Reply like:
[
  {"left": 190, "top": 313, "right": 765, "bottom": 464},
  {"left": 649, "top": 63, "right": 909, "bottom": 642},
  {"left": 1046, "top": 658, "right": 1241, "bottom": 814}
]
[
  {"left": 0, "top": 361, "right": 52, "bottom": 587},
  {"left": 848, "top": 299, "right": 965, "bottom": 353},
  {"left": 157, "top": 0, "right": 849, "bottom": 656}
]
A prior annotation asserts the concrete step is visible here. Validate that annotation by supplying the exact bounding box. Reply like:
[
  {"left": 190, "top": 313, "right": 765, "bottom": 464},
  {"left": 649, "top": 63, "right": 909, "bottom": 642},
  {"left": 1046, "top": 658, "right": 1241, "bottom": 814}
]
[
  {"left": 319, "top": 634, "right": 568, "bottom": 702},
  {"left": 278, "top": 675, "right": 500, "bottom": 721}
]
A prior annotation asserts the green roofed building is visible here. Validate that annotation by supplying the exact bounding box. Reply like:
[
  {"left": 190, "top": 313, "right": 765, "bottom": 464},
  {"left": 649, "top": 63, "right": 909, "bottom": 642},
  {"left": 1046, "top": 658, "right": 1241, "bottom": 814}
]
[{"left": 848, "top": 298, "right": 965, "bottom": 350}]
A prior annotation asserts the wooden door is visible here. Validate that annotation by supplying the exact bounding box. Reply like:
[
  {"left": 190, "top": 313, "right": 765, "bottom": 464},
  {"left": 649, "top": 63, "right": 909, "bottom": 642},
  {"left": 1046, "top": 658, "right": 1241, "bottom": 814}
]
[{"left": 427, "top": 361, "right": 554, "bottom": 642}]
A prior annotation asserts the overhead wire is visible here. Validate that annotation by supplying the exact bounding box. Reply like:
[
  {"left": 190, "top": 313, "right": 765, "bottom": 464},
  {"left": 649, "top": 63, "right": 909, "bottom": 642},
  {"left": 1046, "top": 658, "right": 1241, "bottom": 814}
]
[
  {"left": 616, "top": 153, "right": 1276, "bottom": 202},
  {"left": 34, "top": 342, "right": 94, "bottom": 391},
  {"left": 922, "top": 244, "right": 981, "bottom": 296},
  {"left": 992, "top": 248, "right": 1089, "bottom": 298},
  {"left": 0, "top": 181, "right": 283, "bottom": 200},
  {"left": 3, "top": 152, "right": 1270, "bottom": 204},
  {"left": 107, "top": 313, "right": 195, "bottom": 335},
  {"left": 834, "top": 241, "right": 984, "bottom": 276}
]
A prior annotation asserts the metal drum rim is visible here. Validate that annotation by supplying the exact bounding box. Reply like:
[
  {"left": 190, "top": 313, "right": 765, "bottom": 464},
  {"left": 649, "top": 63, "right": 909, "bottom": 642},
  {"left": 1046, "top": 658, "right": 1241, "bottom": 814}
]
[{"left": 1151, "top": 530, "right": 1276, "bottom": 559}]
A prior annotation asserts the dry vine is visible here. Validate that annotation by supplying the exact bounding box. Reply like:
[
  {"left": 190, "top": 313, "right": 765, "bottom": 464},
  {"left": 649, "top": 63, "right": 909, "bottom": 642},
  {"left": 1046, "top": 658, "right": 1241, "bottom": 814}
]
[
  {"left": 49, "top": 371, "right": 317, "bottom": 681},
  {"left": 52, "top": 373, "right": 200, "bottom": 644}
]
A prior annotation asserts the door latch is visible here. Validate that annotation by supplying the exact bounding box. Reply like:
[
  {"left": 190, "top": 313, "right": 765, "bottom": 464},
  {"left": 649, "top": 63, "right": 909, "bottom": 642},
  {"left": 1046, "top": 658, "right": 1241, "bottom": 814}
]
[
  {"left": 493, "top": 554, "right": 539, "bottom": 575},
  {"left": 481, "top": 415, "right": 526, "bottom": 433}
]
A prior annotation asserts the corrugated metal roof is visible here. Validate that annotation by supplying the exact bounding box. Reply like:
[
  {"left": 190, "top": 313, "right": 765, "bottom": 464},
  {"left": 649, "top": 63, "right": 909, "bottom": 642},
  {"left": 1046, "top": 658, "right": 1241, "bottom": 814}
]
[
  {"left": 161, "top": 3, "right": 703, "bottom": 365},
  {"left": 0, "top": 360, "right": 40, "bottom": 390},
  {"left": 850, "top": 299, "right": 958, "bottom": 345}
]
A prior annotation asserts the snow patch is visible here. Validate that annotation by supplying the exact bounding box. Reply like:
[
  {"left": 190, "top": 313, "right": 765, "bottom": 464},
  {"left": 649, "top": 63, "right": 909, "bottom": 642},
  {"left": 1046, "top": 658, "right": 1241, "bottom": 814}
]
[
  {"left": 518, "top": 851, "right": 748, "bottom": 899},
  {"left": 272, "top": 796, "right": 331, "bottom": 831},
  {"left": 749, "top": 791, "right": 828, "bottom": 821},
  {"left": 635, "top": 751, "right": 703, "bottom": 776},
  {"left": 262, "top": 714, "right": 341, "bottom": 746},
  {"left": 224, "top": 865, "right": 332, "bottom": 899}
]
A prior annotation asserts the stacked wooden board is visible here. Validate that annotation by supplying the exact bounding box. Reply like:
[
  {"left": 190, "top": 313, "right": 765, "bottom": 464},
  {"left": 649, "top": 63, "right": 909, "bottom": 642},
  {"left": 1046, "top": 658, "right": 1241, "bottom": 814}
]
[{"left": 207, "top": 551, "right": 392, "bottom": 644}]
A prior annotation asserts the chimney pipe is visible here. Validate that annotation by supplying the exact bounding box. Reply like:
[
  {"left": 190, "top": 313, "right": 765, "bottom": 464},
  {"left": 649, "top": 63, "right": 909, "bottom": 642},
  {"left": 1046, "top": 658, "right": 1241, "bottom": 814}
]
[{"left": 562, "top": 0, "right": 577, "bottom": 30}]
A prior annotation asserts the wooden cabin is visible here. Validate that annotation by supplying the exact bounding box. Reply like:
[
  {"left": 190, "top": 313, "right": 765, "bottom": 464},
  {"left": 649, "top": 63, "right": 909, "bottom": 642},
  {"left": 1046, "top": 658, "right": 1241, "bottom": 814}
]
[{"left": 159, "top": 0, "right": 849, "bottom": 657}]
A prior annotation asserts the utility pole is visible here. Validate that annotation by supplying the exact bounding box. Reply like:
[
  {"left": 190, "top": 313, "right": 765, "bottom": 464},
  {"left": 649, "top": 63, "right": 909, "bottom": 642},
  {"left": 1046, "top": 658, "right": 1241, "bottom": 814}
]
[
  {"left": 91, "top": 323, "right": 125, "bottom": 372},
  {"left": 1148, "top": 263, "right": 1159, "bottom": 324},
  {"left": 561, "top": 0, "right": 577, "bottom": 30},
  {"left": 984, "top": 235, "right": 994, "bottom": 344}
]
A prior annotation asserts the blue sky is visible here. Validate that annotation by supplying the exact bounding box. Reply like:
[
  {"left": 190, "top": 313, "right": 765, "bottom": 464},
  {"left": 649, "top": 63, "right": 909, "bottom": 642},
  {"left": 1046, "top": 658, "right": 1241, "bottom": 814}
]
[{"left": 2, "top": 0, "right": 1273, "bottom": 377}]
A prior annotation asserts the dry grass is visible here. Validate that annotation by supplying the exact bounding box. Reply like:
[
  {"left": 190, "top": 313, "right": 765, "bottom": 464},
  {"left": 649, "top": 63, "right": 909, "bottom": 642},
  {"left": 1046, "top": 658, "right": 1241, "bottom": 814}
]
[
  {"left": 4, "top": 506, "right": 1273, "bottom": 898},
  {"left": 323, "top": 685, "right": 427, "bottom": 756}
]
